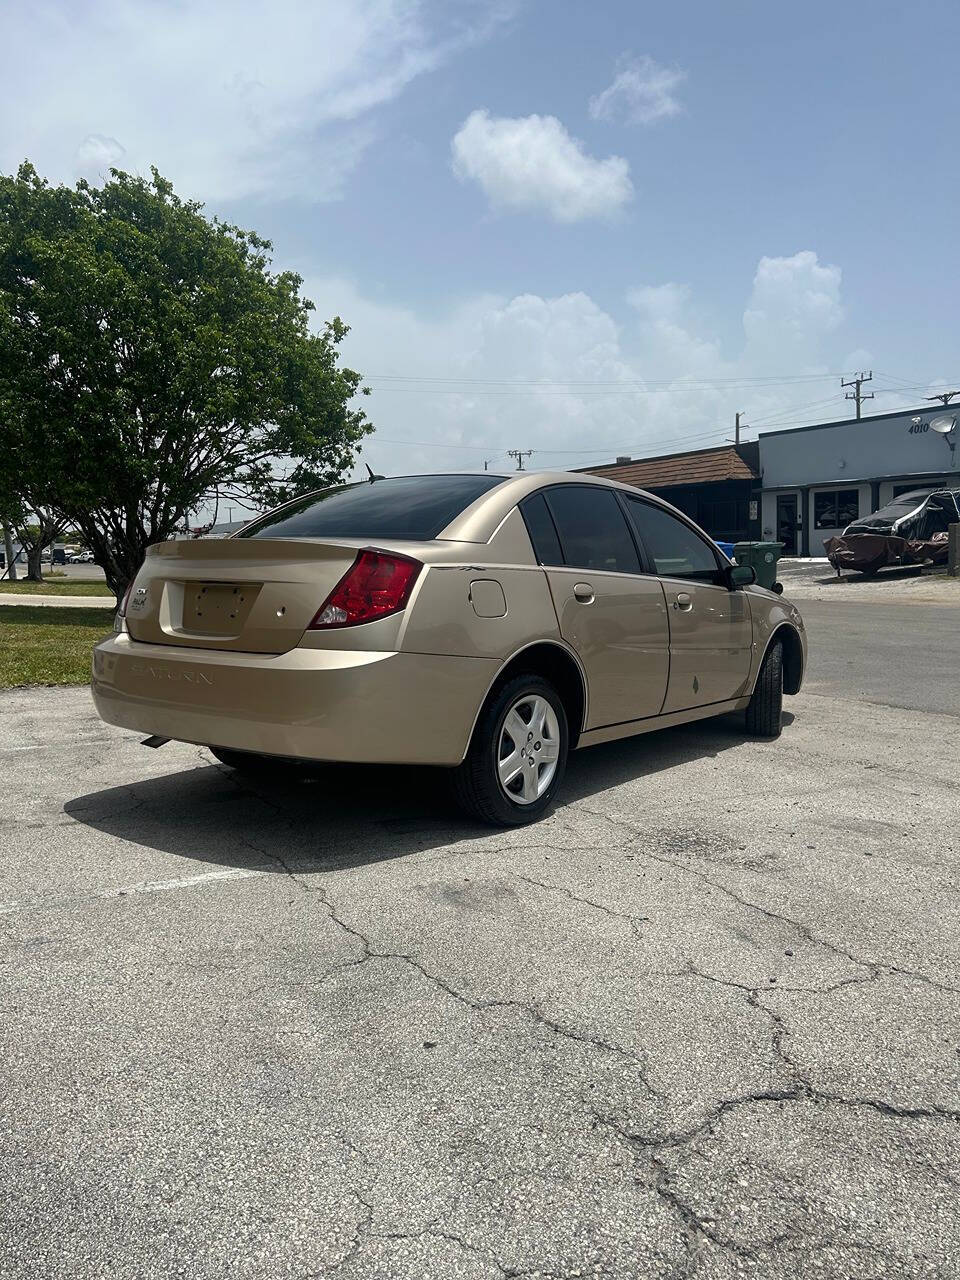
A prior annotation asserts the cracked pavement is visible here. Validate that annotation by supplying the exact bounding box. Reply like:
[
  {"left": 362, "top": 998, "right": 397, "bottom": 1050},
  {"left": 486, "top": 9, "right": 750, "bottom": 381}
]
[{"left": 1, "top": 600, "right": 959, "bottom": 1278}]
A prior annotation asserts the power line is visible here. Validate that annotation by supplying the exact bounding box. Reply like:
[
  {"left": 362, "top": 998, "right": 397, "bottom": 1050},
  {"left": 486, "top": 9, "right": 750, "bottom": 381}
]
[
  {"left": 364, "top": 379, "right": 948, "bottom": 470},
  {"left": 365, "top": 387, "right": 807, "bottom": 398},
  {"left": 360, "top": 365, "right": 960, "bottom": 403},
  {"left": 870, "top": 371, "right": 960, "bottom": 394},
  {"left": 872, "top": 370, "right": 943, "bottom": 391},
  {"left": 369, "top": 392, "right": 851, "bottom": 462},
  {"left": 363, "top": 371, "right": 846, "bottom": 388},
  {"left": 362, "top": 376, "right": 850, "bottom": 397},
  {"left": 371, "top": 435, "right": 507, "bottom": 452},
  {"left": 747, "top": 392, "right": 848, "bottom": 427}
]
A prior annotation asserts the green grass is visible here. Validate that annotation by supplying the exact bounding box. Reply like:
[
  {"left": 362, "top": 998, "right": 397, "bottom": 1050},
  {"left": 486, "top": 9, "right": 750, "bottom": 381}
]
[
  {"left": 0, "top": 605, "right": 113, "bottom": 687},
  {"left": 0, "top": 577, "right": 113, "bottom": 597}
]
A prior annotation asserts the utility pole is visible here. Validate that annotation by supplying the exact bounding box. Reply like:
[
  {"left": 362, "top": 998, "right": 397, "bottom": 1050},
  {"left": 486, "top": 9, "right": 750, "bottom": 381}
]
[
  {"left": 925, "top": 390, "right": 959, "bottom": 407},
  {"left": 507, "top": 449, "right": 534, "bottom": 471},
  {"left": 841, "top": 370, "right": 874, "bottom": 420},
  {"left": 734, "top": 411, "right": 746, "bottom": 447}
]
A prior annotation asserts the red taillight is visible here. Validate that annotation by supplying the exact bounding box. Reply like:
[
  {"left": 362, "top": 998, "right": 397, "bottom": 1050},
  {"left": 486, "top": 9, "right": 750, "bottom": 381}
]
[
  {"left": 309, "top": 549, "right": 422, "bottom": 629},
  {"left": 118, "top": 581, "right": 135, "bottom": 617}
]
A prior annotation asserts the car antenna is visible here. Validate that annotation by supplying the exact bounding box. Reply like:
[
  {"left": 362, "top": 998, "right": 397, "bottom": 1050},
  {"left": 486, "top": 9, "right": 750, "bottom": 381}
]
[{"left": 365, "top": 463, "right": 385, "bottom": 483}]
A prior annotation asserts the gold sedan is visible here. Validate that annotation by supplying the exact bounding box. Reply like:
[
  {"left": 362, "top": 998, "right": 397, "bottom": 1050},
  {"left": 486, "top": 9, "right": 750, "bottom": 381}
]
[{"left": 92, "top": 472, "right": 806, "bottom": 826}]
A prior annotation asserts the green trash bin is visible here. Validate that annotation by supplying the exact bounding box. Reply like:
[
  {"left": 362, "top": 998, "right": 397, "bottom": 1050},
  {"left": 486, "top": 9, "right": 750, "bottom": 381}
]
[{"left": 733, "top": 541, "right": 784, "bottom": 591}]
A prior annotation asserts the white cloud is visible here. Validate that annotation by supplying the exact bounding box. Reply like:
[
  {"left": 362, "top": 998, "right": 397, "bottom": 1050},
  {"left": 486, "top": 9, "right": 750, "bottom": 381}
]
[
  {"left": 74, "top": 134, "right": 127, "bottom": 183},
  {"left": 743, "top": 251, "right": 843, "bottom": 366},
  {"left": 305, "top": 250, "right": 850, "bottom": 478},
  {"left": 451, "top": 109, "right": 633, "bottom": 221},
  {"left": 589, "top": 55, "right": 686, "bottom": 126},
  {"left": 0, "top": 0, "right": 509, "bottom": 201},
  {"left": 626, "top": 283, "right": 691, "bottom": 324}
]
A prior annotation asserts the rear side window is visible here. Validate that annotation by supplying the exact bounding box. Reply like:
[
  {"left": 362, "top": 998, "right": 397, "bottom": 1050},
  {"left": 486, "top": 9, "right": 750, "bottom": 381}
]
[
  {"left": 544, "top": 486, "right": 640, "bottom": 574},
  {"left": 520, "top": 493, "right": 564, "bottom": 566},
  {"left": 239, "top": 474, "right": 506, "bottom": 541},
  {"left": 624, "top": 496, "right": 721, "bottom": 582}
]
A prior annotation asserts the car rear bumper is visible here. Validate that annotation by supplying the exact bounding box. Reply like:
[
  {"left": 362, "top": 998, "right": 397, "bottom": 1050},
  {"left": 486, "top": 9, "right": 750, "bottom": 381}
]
[{"left": 92, "top": 634, "right": 498, "bottom": 766}]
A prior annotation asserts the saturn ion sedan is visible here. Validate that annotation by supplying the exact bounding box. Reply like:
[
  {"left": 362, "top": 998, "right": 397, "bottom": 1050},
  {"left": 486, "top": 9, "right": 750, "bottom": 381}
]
[{"left": 92, "top": 472, "right": 806, "bottom": 825}]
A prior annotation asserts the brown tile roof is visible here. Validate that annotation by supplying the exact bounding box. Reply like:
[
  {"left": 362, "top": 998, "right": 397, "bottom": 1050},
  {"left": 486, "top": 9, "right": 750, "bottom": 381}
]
[{"left": 580, "top": 445, "right": 758, "bottom": 489}]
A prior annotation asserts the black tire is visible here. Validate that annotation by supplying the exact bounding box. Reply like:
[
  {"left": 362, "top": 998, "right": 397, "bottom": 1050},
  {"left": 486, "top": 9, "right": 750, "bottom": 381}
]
[
  {"left": 453, "top": 674, "right": 569, "bottom": 826},
  {"left": 745, "top": 640, "right": 783, "bottom": 738}
]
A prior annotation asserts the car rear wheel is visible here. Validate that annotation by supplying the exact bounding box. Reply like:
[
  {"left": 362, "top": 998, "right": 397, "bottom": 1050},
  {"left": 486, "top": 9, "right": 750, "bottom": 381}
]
[
  {"left": 745, "top": 640, "right": 783, "bottom": 738},
  {"left": 453, "top": 674, "right": 569, "bottom": 826}
]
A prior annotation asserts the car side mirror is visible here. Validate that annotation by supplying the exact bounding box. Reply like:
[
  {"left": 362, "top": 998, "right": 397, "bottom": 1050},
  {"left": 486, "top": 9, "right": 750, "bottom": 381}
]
[{"left": 726, "top": 563, "right": 756, "bottom": 589}]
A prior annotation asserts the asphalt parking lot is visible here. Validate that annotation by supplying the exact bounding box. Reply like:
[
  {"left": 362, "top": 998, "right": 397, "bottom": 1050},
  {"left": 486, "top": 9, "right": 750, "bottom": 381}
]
[{"left": 2, "top": 599, "right": 959, "bottom": 1279}]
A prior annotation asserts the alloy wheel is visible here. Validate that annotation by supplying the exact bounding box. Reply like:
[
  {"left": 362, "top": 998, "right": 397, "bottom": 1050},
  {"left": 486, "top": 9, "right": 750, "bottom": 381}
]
[{"left": 496, "top": 693, "right": 561, "bottom": 805}]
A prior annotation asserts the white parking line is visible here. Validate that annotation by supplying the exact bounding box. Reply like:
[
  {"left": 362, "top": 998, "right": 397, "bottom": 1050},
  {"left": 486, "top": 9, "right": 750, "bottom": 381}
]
[{"left": 0, "top": 865, "right": 273, "bottom": 916}]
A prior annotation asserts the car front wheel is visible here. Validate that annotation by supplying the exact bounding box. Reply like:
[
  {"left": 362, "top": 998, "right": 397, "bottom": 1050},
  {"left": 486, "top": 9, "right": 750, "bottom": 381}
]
[
  {"left": 745, "top": 640, "right": 783, "bottom": 738},
  {"left": 453, "top": 674, "right": 569, "bottom": 826}
]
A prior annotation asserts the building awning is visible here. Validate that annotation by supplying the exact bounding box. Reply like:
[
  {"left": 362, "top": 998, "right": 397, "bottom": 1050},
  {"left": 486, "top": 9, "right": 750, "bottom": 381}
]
[{"left": 761, "top": 468, "right": 960, "bottom": 491}]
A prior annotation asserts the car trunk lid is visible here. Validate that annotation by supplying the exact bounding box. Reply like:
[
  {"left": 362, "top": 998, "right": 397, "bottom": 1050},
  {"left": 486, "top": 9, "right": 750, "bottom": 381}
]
[{"left": 125, "top": 537, "right": 363, "bottom": 654}]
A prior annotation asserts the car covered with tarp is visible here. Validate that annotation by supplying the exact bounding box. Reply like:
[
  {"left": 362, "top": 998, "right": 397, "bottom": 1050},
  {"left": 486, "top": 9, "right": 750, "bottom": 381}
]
[{"left": 824, "top": 487, "right": 960, "bottom": 575}]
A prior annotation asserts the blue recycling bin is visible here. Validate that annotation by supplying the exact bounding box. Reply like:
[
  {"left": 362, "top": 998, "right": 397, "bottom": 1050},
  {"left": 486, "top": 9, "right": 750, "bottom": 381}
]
[{"left": 714, "top": 540, "right": 736, "bottom": 559}]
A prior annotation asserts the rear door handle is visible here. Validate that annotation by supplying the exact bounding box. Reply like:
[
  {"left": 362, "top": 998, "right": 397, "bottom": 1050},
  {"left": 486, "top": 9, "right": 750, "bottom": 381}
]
[
  {"left": 673, "top": 592, "right": 692, "bottom": 611},
  {"left": 573, "top": 582, "right": 594, "bottom": 603}
]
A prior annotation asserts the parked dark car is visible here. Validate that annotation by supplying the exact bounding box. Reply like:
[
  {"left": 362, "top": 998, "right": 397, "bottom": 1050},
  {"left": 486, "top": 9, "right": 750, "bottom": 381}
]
[
  {"left": 825, "top": 488, "right": 960, "bottom": 575},
  {"left": 843, "top": 489, "right": 958, "bottom": 537}
]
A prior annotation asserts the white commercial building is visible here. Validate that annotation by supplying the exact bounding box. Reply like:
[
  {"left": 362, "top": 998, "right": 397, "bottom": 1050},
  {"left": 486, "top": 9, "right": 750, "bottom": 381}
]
[{"left": 757, "top": 404, "right": 959, "bottom": 556}]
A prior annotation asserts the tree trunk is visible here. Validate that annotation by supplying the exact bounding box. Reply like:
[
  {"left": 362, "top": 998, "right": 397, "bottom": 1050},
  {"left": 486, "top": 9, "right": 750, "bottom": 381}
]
[
  {"left": 88, "top": 539, "right": 128, "bottom": 607},
  {"left": 25, "top": 542, "right": 44, "bottom": 582},
  {"left": 1, "top": 522, "right": 16, "bottom": 581},
  {"left": 105, "top": 570, "right": 127, "bottom": 608}
]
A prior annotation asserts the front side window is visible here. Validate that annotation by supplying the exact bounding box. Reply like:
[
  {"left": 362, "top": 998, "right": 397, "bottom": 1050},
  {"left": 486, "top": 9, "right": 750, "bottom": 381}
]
[
  {"left": 239, "top": 474, "right": 506, "bottom": 541},
  {"left": 814, "top": 489, "right": 859, "bottom": 529},
  {"left": 542, "top": 486, "right": 641, "bottom": 574},
  {"left": 624, "top": 497, "right": 721, "bottom": 582}
]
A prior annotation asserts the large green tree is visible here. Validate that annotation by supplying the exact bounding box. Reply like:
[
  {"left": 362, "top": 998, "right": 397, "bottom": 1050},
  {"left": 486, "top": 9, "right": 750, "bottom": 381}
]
[{"left": 0, "top": 163, "right": 371, "bottom": 600}]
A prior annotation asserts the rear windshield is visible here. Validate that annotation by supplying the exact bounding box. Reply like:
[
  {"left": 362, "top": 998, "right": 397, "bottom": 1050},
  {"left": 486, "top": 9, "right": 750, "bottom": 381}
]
[{"left": 238, "top": 474, "right": 506, "bottom": 541}]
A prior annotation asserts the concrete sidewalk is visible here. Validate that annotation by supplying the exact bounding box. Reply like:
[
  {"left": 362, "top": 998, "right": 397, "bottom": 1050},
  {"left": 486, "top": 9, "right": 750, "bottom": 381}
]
[{"left": 0, "top": 593, "right": 115, "bottom": 608}]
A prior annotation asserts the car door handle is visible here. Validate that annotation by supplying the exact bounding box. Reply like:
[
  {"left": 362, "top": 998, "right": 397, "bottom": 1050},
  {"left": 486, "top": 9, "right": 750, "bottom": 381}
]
[
  {"left": 672, "top": 592, "right": 692, "bottom": 611},
  {"left": 573, "top": 582, "right": 594, "bottom": 603}
]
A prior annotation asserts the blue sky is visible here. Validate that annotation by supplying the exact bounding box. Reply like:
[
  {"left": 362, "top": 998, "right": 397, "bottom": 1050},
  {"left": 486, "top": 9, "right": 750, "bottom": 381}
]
[{"left": 2, "top": 0, "right": 958, "bottom": 483}]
